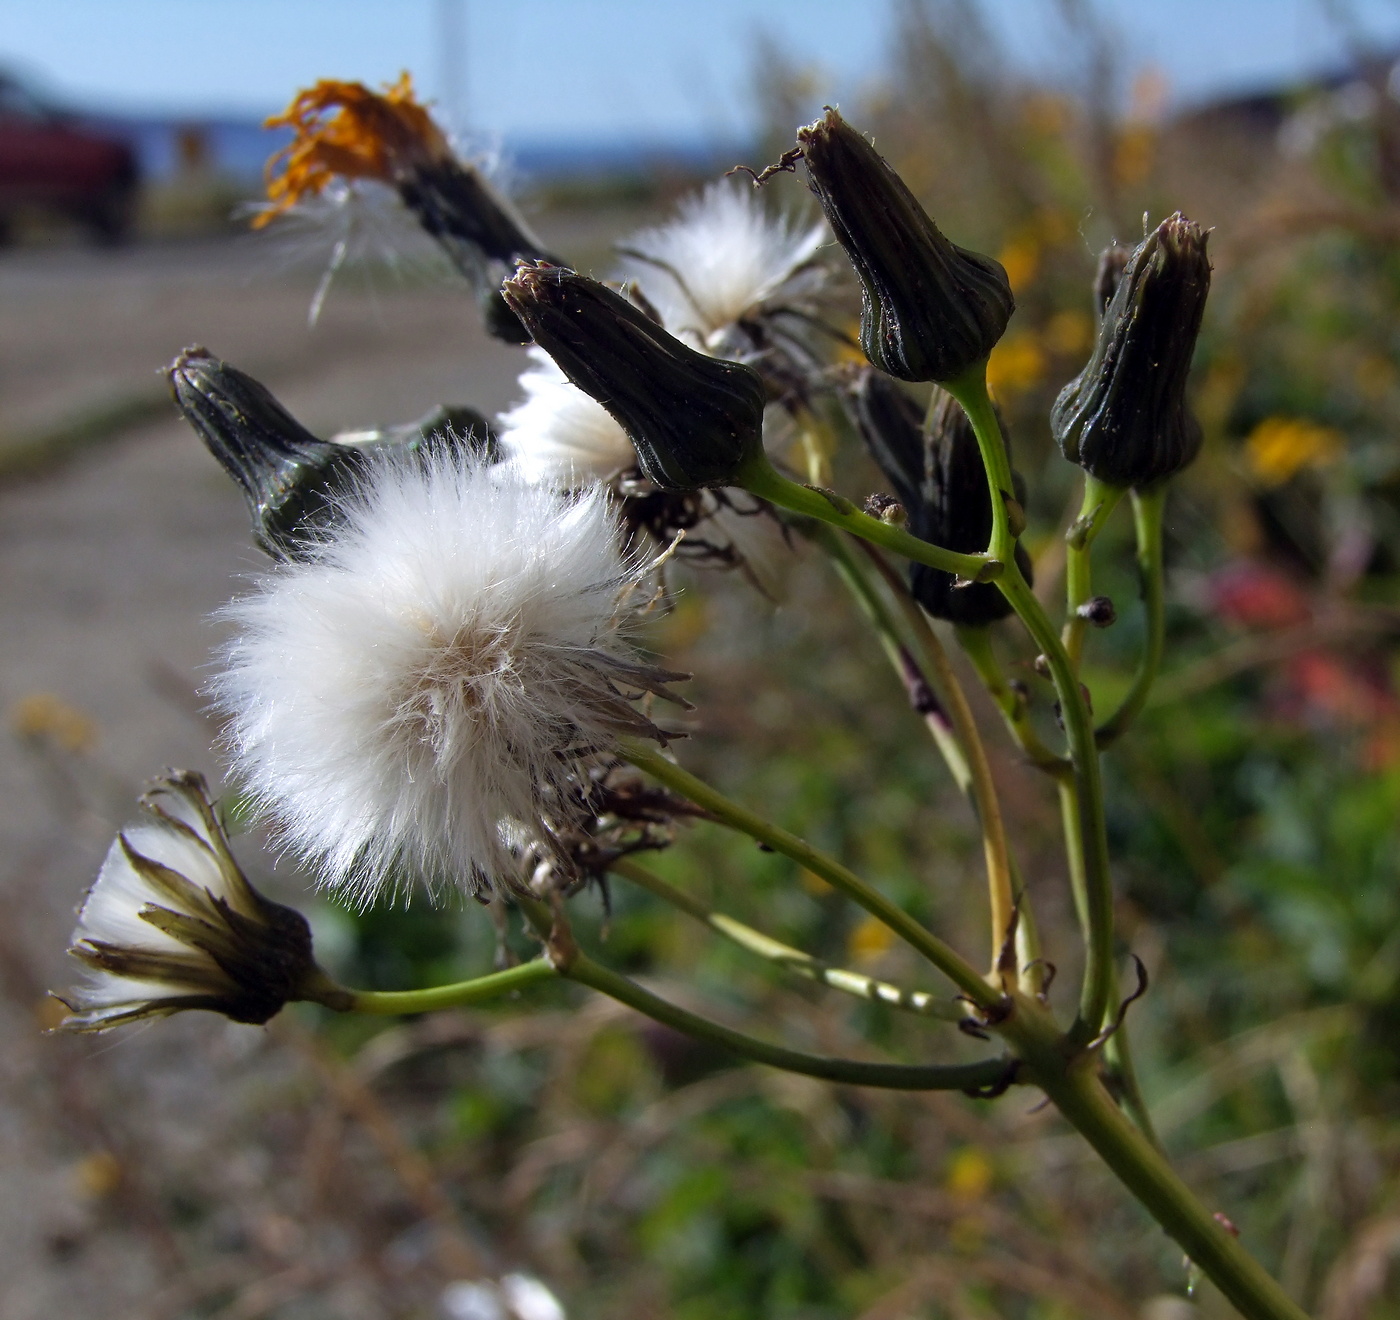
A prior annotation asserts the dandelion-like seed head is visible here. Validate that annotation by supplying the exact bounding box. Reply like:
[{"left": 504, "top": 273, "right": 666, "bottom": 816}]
[
  {"left": 498, "top": 348, "right": 638, "bottom": 487},
  {"left": 616, "top": 180, "right": 826, "bottom": 349},
  {"left": 212, "top": 453, "right": 685, "bottom": 905}
]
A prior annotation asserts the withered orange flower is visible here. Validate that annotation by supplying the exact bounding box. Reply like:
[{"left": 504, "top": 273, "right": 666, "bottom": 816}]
[{"left": 257, "top": 73, "right": 448, "bottom": 226}]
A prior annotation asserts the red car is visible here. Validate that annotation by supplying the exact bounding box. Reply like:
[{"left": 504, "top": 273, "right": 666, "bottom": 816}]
[{"left": 0, "top": 72, "right": 139, "bottom": 243}]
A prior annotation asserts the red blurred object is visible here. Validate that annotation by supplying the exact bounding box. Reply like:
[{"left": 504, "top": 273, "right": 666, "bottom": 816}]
[
  {"left": 1209, "top": 559, "right": 1311, "bottom": 630},
  {"left": 0, "top": 72, "right": 138, "bottom": 243}
]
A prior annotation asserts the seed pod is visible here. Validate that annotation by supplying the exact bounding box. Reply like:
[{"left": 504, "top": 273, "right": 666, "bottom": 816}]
[
  {"left": 909, "top": 389, "right": 1033, "bottom": 627},
  {"left": 1051, "top": 214, "right": 1211, "bottom": 489},
  {"left": 502, "top": 262, "right": 767, "bottom": 490},
  {"left": 797, "top": 107, "right": 1014, "bottom": 383},
  {"left": 845, "top": 367, "right": 926, "bottom": 512}
]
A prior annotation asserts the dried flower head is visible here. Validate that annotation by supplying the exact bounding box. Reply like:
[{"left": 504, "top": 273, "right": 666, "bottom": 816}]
[
  {"left": 257, "top": 74, "right": 556, "bottom": 342},
  {"left": 615, "top": 180, "right": 826, "bottom": 350},
  {"left": 57, "top": 771, "right": 333, "bottom": 1032},
  {"left": 797, "top": 107, "right": 1014, "bottom": 384},
  {"left": 212, "top": 453, "right": 686, "bottom": 904}
]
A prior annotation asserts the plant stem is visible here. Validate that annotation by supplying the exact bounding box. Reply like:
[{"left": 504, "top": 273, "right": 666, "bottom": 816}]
[
  {"left": 955, "top": 622, "right": 1068, "bottom": 776},
  {"left": 943, "top": 364, "right": 1017, "bottom": 565},
  {"left": 855, "top": 543, "right": 1019, "bottom": 983},
  {"left": 739, "top": 455, "right": 993, "bottom": 582},
  {"left": 565, "top": 950, "right": 1011, "bottom": 1092},
  {"left": 1063, "top": 475, "right": 1125, "bottom": 671},
  {"left": 609, "top": 856, "right": 966, "bottom": 1022},
  {"left": 809, "top": 521, "right": 973, "bottom": 792},
  {"left": 1097, "top": 486, "right": 1167, "bottom": 746},
  {"left": 1005, "top": 1001, "right": 1310, "bottom": 1320},
  {"left": 618, "top": 740, "right": 1000, "bottom": 1012},
  {"left": 326, "top": 958, "right": 560, "bottom": 1015}
]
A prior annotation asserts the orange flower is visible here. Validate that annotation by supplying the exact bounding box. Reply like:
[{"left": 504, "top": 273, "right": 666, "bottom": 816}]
[{"left": 256, "top": 73, "right": 448, "bottom": 226}]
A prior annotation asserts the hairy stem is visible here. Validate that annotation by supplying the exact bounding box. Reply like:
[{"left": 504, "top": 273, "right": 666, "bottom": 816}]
[
  {"left": 609, "top": 856, "right": 966, "bottom": 1021},
  {"left": 618, "top": 740, "right": 1000, "bottom": 1011}
]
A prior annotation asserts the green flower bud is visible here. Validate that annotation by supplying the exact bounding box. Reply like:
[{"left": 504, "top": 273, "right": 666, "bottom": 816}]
[
  {"left": 910, "top": 389, "right": 1032, "bottom": 627},
  {"left": 169, "top": 349, "right": 496, "bottom": 557},
  {"left": 797, "top": 107, "right": 1014, "bottom": 383},
  {"left": 1051, "top": 214, "right": 1211, "bottom": 489},
  {"left": 502, "top": 262, "right": 767, "bottom": 491}
]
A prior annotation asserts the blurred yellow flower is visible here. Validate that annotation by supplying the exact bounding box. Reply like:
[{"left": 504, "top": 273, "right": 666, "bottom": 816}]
[
  {"left": 847, "top": 913, "right": 894, "bottom": 962},
  {"left": 1046, "top": 308, "right": 1093, "bottom": 357},
  {"left": 986, "top": 333, "right": 1047, "bottom": 399},
  {"left": 1245, "top": 416, "right": 1343, "bottom": 486},
  {"left": 996, "top": 235, "right": 1041, "bottom": 293},
  {"left": 11, "top": 692, "right": 97, "bottom": 753},
  {"left": 945, "top": 1146, "right": 994, "bottom": 1200},
  {"left": 1113, "top": 125, "right": 1155, "bottom": 187}
]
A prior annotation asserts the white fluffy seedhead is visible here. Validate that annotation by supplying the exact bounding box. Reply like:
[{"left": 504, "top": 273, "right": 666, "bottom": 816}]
[
  {"left": 497, "top": 347, "right": 638, "bottom": 486},
  {"left": 212, "top": 453, "right": 681, "bottom": 905},
  {"left": 615, "top": 179, "right": 827, "bottom": 348}
]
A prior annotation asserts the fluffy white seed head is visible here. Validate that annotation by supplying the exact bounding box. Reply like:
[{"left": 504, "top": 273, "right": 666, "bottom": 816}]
[
  {"left": 212, "top": 453, "right": 679, "bottom": 904},
  {"left": 615, "top": 179, "right": 826, "bottom": 348},
  {"left": 497, "top": 347, "right": 637, "bottom": 486}
]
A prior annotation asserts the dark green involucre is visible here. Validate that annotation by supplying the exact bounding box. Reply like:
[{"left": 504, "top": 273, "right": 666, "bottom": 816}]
[
  {"left": 168, "top": 348, "right": 494, "bottom": 559},
  {"left": 798, "top": 107, "right": 1014, "bottom": 384},
  {"left": 502, "top": 262, "right": 768, "bottom": 491},
  {"left": 1051, "top": 214, "right": 1212, "bottom": 489},
  {"left": 846, "top": 370, "right": 1030, "bottom": 627}
]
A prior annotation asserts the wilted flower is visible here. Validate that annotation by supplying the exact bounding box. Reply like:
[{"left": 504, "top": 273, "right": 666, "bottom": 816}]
[
  {"left": 57, "top": 770, "right": 335, "bottom": 1032},
  {"left": 797, "top": 107, "right": 1014, "bottom": 383},
  {"left": 497, "top": 348, "right": 637, "bottom": 486},
  {"left": 503, "top": 262, "right": 767, "bottom": 491},
  {"left": 256, "top": 75, "right": 558, "bottom": 341},
  {"left": 614, "top": 179, "right": 826, "bottom": 351},
  {"left": 212, "top": 452, "right": 686, "bottom": 905},
  {"left": 1051, "top": 214, "right": 1211, "bottom": 489}
]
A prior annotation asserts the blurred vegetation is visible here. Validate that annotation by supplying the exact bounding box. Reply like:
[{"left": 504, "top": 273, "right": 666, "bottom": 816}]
[{"left": 17, "top": 1, "right": 1400, "bottom": 1316}]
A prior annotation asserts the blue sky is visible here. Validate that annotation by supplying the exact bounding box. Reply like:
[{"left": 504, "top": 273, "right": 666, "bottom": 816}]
[{"left": 4, "top": 0, "right": 1400, "bottom": 141}]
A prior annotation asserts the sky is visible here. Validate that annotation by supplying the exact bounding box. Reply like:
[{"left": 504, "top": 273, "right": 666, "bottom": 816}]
[{"left": 4, "top": 0, "right": 1400, "bottom": 143}]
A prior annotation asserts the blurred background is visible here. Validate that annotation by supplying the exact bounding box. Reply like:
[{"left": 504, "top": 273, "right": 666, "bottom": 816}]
[{"left": 7, "top": 1, "right": 1400, "bottom": 1317}]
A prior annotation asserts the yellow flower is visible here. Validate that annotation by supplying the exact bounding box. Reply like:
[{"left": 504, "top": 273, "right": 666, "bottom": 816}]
[
  {"left": 996, "top": 235, "right": 1041, "bottom": 294},
  {"left": 1045, "top": 309, "right": 1093, "bottom": 357},
  {"left": 847, "top": 914, "right": 894, "bottom": 962},
  {"left": 945, "top": 1146, "right": 994, "bottom": 1200},
  {"left": 1245, "top": 416, "right": 1343, "bottom": 486},
  {"left": 986, "top": 333, "right": 1047, "bottom": 400}
]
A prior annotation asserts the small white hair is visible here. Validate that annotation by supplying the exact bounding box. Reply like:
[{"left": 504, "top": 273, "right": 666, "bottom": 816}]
[
  {"left": 212, "top": 453, "right": 678, "bottom": 905},
  {"left": 615, "top": 178, "right": 826, "bottom": 349}
]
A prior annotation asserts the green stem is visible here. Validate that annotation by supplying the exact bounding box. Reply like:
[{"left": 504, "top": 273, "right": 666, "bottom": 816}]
[
  {"left": 943, "top": 364, "right": 1017, "bottom": 564},
  {"left": 855, "top": 543, "right": 1019, "bottom": 982},
  {"left": 992, "top": 548, "right": 1116, "bottom": 1046},
  {"left": 1005, "top": 1004, "right": 1310, "bottom": 1320},
  {"left": 809, "top": 521, "right": 973, "bottom": 793},
  {"left": 610, "top": 857, "right": 965, "bottom": 1022},
  {"left": 329, "top": 958, "right": 560, "bottom": 1015},
  {"left": 1063, "top": 475, "right": 1125, "bottom": 671},
  {"left": 565, "top": 950, "right": 1010, "bottom": 1092},
  {"left": 1097, "top": 486, "right": 1167, "bottom": 746},
  {"left": 618, "top": 740, "right": 1000, "bottom": 1012},
  {"left": 956, "top": 623, "right": 1069, "bottom": 776},
  {"left": 739, "top": 456, "right": 993, "bottom": 582}
]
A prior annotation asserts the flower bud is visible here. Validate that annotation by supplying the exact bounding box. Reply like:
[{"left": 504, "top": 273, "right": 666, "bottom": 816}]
[
  {"left": 169, "top": 348, "right": 367, "bottom": 557},
  {"left": 845, "top": 366, "right": 926, "bottom": 512},
  {"left": 502, "top": 262, "right": 767, "bottom": 490},
  {"left": 1093, "top": 242, "right": 1131, "bottom": 319},
  {"left": 55, "top": 770, "right": 342, "bottom": 1032},
  {"left": 797, "top": 107, "right": 1014, "bottom": 383},
  {"left": 1051, "top": 214, "right": 1211, "bottom": 489},
  {"left": 909, "top": 389, "right": 1033, "bottom": 627}
]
